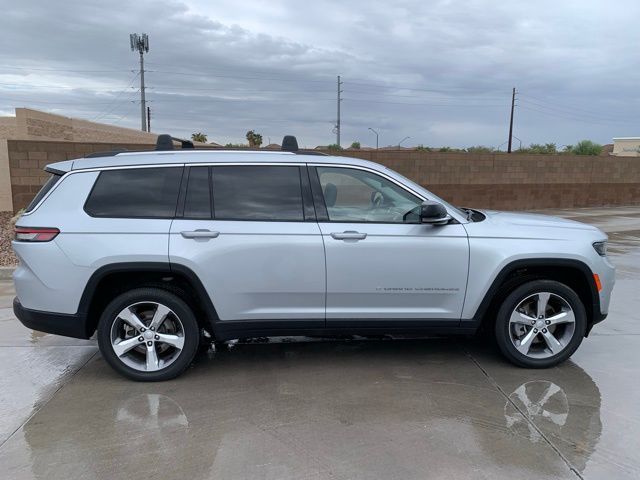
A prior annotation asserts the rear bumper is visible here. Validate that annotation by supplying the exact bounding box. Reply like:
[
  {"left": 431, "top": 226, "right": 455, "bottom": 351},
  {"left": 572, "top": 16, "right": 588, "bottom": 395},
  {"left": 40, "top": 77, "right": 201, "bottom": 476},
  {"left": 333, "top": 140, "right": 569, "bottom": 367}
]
[{"left": 13, "top": 297, "right": 92, "bottom": 339}]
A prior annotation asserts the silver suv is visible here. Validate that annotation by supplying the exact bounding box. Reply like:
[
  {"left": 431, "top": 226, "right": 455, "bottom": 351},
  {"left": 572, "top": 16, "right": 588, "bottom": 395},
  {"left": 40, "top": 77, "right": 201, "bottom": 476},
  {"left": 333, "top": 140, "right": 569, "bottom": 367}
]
[{"left": 12, "top": 135, "right": 615, "bottom": 381}]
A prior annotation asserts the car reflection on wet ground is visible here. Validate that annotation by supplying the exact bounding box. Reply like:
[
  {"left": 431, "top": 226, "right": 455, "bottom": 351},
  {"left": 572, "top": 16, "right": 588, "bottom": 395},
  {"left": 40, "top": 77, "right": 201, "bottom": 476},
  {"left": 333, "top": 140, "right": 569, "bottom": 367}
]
[{"left": 0, "top": 206, "right": 639, "bottom": 479}]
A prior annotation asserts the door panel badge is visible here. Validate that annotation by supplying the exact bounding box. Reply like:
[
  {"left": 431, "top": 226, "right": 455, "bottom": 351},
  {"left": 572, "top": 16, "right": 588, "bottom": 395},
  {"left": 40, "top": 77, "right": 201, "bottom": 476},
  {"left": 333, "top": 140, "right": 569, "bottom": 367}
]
[{"left": 375, "top": 287, "right": 460, "bottom": 294}]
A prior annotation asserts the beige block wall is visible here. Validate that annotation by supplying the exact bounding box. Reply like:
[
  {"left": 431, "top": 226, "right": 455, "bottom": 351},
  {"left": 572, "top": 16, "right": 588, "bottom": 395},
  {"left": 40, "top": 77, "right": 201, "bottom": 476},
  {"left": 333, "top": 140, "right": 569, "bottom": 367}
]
[
  {"left": 0, "top": 118, "right": 17, "bottom": 139},
  {"left": 5, "top": 142, "right": 640, "bottom": 213},
  {"left": 13, "top": 108, "right": 158, "bottom": 144},
  {"left": 0, "top": 140, "right": 13, "bottom": 211}
]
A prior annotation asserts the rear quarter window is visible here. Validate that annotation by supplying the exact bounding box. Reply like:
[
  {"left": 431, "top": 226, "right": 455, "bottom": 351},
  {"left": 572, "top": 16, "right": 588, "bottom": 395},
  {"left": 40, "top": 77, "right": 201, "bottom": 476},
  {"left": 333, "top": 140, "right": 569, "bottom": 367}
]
[
  {"left": 25, "top": 173, "right": 62, "bottom": 213},
  {"left": 84, "top": 167, "right": 183, "bottom": 218}
]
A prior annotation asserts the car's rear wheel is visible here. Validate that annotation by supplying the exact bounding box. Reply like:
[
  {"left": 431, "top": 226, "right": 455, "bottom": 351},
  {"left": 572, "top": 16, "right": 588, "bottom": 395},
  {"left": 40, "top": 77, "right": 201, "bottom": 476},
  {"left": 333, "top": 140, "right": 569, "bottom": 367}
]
[
  {"left": 97, "top": 288, "right": 200, "bottom": 381},
  {"left": 495, "top": 280, "right": 587, "bottom": 368}
]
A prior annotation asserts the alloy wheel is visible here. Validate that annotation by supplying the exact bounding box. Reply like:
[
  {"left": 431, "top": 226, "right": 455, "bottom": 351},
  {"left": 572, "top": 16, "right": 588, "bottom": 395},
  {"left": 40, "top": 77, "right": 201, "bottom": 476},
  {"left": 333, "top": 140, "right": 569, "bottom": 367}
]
[
  {"left": 110, "top": 301, "right": 186, "bottom": 372},
  {"left": 508, "top": 292, "right": 576, "bottom": 359}
]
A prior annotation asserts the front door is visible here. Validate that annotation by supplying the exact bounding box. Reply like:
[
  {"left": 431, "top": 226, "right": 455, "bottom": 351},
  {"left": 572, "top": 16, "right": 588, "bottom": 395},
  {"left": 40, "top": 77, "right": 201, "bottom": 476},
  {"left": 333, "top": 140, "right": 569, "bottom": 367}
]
[
  {"left": 310, "top": 165, "right": 469, "bottom": 325},
  {"left": 169, "top": 164, "right": 325, "bottom": 328}
]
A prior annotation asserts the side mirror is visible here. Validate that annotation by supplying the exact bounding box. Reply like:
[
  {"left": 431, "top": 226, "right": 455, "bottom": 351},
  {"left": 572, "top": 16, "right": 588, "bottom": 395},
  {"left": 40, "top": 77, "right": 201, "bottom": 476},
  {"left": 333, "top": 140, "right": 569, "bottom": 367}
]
[{"left": 420, "top": 201, "right": 451, "bottom": 225}]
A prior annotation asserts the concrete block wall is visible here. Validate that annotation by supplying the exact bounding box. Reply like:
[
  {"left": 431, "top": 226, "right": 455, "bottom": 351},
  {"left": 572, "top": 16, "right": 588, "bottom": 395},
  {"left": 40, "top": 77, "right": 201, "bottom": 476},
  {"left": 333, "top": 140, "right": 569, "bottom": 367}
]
[
  {"left": 327, "top": 150, "right": 640, "bottom": 210},
  {"left": 4, "top": 142, "right": 640, "bottom": 212}
]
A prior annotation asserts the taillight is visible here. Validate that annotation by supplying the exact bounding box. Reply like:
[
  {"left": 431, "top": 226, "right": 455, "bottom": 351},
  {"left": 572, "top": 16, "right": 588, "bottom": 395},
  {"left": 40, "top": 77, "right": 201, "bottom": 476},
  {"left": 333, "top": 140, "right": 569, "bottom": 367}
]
[{"left": 14, "top": 227, "right": 60, "bottom": 242}]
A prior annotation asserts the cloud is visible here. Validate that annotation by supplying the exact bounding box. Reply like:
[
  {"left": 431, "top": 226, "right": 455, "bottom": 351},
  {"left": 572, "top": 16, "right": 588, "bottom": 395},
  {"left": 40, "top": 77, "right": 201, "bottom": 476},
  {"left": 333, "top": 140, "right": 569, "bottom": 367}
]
[{"left": 0, "top": 0, "right": 639, "bottom": 147}]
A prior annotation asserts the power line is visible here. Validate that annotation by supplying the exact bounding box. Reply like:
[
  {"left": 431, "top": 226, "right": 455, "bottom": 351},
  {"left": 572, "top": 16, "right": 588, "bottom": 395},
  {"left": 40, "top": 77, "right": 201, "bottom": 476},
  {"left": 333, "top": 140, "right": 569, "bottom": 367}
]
[
  {"left": 518, "top": 96, "right": 634, "bottom": 123},
  {"left": 92, "top": 72, "right": 140, "bottom": 121},
  {"left": 0, "top": 65, "right": 132, "bottom": 73},
  {"left": 518, "top": 104, "right": 635, "bottom": 126},
  {"left": 343, "top": 98, "right": 503, "bottom": 107}
]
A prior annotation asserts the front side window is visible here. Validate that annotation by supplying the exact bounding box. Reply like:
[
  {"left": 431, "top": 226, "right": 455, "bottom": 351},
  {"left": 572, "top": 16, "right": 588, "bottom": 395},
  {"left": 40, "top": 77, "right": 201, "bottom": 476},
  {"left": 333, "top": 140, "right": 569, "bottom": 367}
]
[
  {"left": 212, "top": 166, "right": 304, "bottom": 221},
  {"left": 316, "top": 166, "right": 423, "bottom": 223},
  {"left": 85, "top": 167, "right": 182, "bottom": 218}
]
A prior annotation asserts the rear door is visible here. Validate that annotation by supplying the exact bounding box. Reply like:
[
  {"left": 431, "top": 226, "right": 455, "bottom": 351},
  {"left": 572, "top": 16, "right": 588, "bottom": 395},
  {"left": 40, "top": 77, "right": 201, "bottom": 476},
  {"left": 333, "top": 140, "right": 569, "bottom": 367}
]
[
  {"left": 169, "top": 164, "right": 325, "bottom": 329},
  {"left": 310, "top": 164, "right": 469, "bottom": 325}
]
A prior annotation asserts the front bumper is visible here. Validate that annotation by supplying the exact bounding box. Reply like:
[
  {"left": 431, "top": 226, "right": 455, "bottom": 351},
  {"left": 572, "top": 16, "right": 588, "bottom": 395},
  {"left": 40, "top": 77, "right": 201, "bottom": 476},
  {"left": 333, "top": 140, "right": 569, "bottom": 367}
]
[{"left": 13, "top": 297, "right": 92, "bottom": 339}]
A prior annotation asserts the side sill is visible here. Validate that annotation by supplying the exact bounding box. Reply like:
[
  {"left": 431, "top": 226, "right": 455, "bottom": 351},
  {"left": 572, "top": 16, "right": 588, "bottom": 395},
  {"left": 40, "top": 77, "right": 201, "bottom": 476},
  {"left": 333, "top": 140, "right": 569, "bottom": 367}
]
[{"left": 215, "top": 319, "right": 477, "bottom": 341}]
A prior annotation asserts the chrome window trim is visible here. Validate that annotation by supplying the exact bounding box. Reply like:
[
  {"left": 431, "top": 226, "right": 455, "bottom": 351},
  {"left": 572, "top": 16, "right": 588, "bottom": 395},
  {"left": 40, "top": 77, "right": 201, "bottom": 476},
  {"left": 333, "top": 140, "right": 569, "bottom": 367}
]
[{"left": 22, "top": 161, "right": 466, "bottom": 223}]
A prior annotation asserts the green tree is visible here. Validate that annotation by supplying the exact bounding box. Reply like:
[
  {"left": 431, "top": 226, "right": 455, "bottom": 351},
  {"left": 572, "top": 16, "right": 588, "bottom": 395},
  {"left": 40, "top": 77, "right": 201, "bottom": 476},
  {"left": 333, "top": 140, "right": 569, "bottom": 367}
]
[
  {"left": 246, "top": 130, "right": 263, "bottom": 148},
  {"left": 326, "top": 144, "right": 343, "bottom": 151},
  {"left": 350, "top": 141, "right": 361, "bottom": 149},
  {"left": 466, "top": 145, "right": 494, "bottom": 153},
  {"left": 191, "top": 132, "right": 208, "bottom": 143},
  {"left": 571, "top": 140, "right": 602, "bottom": 156},
  {"left": 415, "top": 145, "right": 432, "bottom": 151},
  {"left": 527, "top": 143, "right": 558, "bottom": 154}
]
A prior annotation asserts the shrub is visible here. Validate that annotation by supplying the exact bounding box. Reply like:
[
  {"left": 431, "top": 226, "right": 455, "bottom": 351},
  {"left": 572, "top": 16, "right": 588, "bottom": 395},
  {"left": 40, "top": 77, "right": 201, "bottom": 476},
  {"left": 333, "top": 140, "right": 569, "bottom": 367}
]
[
  {"left": 327, "top": 144, "right": 343, "bottom": 151},
  {"left": 466, "top": 145, "right": 494, "bottom": 153},
  {"left": 349, "top": 141, "right": 361, "bottom": 149},
  {"left": 571, "top": 140, "right": 602, "bottom": 156}
]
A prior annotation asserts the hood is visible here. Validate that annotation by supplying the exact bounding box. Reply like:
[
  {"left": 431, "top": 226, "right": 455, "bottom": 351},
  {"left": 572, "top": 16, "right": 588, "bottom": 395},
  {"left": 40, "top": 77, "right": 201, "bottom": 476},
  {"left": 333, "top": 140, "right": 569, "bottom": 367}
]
[
  {"left": 481, "top": 210, "right": 598, "bottom": 231},
  {"left": 466, "top": 209, "right": 606, "bottom": 241}
]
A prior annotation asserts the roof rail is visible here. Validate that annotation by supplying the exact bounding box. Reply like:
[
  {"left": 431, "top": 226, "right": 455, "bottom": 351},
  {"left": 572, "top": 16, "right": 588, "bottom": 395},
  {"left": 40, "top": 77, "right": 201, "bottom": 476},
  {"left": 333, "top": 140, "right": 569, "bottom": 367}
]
[
  {"left": 156, "top": 134, "right": 194, "bottom": 150},
  {"left": 85, "top": 148, "right": 128, "bottom": 158}
]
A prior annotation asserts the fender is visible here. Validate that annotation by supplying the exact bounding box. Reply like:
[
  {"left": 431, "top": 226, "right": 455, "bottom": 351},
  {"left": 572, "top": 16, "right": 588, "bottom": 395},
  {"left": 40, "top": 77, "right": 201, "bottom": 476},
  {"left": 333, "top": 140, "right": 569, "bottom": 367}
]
[{"left": 462, "top": 257, "right": 602, "bottom": 330}]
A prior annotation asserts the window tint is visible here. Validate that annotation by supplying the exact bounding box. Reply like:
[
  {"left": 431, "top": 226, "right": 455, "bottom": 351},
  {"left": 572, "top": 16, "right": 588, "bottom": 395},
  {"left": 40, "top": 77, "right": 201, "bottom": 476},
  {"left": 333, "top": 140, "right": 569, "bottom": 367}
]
[
  {"left": 85, "top": 167, "right": 182, "bottom": 218},
  {"left": 25, "top": 173, "right": 61, "bottom": 212},
  {"left": 316, "top": 167, "right": 422, "bottom": 223},
  {"left": 212, "top": 166, "right": 304, "bottom": 221},
  {"left": 184, "top": 167, "right": 211, "bottom": 219}
]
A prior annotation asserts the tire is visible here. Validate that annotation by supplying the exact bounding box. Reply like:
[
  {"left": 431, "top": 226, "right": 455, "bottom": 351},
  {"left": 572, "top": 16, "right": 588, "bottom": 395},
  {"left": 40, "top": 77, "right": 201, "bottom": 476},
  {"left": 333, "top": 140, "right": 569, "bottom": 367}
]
[
  {"left": 494, "top": 280, "right": 587, "bottom": 368},
  {"left": 97, "top": 288, "right": 200, "bottom": 381}
]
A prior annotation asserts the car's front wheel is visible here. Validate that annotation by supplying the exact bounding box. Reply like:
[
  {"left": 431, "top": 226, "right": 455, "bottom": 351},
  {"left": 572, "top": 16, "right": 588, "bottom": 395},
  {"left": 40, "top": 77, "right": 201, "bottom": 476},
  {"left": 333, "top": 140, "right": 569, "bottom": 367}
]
[
  {"left": 495, "top": 280, "right": 587, "bottom": 368},
  {"left": 97, "top": 288, "right": 200, "bottom": 381}
]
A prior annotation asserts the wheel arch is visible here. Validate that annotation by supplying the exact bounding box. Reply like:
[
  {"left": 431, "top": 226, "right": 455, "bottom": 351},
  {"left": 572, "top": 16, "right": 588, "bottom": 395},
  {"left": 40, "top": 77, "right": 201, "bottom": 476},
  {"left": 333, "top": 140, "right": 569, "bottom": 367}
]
[
  {"left": 468, "top": 258, "right": 601, "bottom": 336},
  {"left": 79, "top": 262, "right": 219, "bottom": 338}
]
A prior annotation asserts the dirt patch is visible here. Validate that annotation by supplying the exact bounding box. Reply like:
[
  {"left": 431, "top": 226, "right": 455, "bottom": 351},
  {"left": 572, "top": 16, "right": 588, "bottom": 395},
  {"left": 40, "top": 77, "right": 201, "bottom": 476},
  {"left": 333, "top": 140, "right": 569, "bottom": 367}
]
[{"left": 0, "top": 211, "right": 18, "bottom": 267}]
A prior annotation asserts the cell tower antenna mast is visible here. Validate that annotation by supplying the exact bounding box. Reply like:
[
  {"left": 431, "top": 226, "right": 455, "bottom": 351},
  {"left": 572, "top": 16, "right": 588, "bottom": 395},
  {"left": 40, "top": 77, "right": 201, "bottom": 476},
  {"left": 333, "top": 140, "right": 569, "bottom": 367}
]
[{"left": 130, "top": 33, "right": 149, "bottom": 131}]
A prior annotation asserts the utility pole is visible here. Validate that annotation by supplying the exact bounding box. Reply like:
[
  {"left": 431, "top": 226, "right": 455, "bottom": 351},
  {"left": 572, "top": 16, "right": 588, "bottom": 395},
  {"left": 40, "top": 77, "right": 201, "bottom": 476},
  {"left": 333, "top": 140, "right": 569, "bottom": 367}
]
[
  {"left": 335, "top": 75, "right": 343, "bottom": 147},
  {"left": 507, "top": 87, "right": 516, "bottom": 153},
  {"left": 130, "top": 33, "right": 149, "bottom": 132},
  {"left": 146, "top": 106, "right": 151, "bottom": 132}
]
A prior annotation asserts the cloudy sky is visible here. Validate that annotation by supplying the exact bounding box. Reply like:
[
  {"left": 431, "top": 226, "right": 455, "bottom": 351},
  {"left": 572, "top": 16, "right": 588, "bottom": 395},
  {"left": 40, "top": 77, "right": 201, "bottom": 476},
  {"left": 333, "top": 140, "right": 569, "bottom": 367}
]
[{"left": 0, "top": 0, "right": 638, "bottom": 148}]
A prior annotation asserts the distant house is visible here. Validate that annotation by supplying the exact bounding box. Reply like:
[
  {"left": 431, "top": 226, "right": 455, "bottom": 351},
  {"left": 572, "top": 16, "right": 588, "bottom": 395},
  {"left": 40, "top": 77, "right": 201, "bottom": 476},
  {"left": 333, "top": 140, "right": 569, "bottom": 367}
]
[
  {"left": 262, "top": 143, "right": 281, "bottom": 150},
  {"left": 612, "top": 137, "right": 640, "bottom": 156}
]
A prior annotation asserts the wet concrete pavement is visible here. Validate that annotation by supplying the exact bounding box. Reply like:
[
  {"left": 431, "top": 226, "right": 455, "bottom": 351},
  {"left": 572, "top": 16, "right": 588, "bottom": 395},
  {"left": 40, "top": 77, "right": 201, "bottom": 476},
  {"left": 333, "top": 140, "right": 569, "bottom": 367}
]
[{"left": 1, "top": 206, "right": 639, "bottom": 479}]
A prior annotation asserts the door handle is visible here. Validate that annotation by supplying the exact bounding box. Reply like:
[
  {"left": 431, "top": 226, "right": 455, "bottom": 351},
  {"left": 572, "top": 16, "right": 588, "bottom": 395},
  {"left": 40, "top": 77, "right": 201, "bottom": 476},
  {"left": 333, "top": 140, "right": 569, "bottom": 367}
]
[
  {"left": 180, "top": 229, "right": 220, "bottom": 239},
  {"left": 331, "top": 231, "right": 367, "bottom": 240}
]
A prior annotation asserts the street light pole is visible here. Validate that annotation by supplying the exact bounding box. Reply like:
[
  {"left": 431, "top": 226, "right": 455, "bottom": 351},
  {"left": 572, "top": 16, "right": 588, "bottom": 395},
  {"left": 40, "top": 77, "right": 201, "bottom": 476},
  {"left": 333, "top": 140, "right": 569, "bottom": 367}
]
[
  {"left": 368, "top": 127, "right": 379, "bottom": 150},
  {"left": 398, "top": 136, "right": 410, "bottom": 148}
]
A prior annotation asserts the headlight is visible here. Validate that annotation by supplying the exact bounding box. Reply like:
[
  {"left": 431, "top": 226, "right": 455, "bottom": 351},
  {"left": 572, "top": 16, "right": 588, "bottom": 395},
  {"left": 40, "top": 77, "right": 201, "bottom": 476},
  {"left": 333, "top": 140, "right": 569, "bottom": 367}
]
[{"left": 593, "top": 241, "right": 607, "bottom": 256}]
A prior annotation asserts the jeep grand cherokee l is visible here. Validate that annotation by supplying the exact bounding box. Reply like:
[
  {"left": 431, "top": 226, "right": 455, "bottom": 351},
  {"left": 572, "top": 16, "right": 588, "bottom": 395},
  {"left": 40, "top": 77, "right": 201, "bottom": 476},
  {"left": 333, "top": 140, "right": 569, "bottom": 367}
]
[{"left": 12, "top": 137, "right": 615, "bottom": 381}]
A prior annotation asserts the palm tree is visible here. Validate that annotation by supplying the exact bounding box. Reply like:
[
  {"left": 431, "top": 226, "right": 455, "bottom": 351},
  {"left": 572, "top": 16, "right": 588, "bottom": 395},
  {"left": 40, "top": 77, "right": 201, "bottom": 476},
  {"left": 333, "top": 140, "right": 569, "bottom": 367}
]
[
  {"left": 191, "top": 132, "right": 208, "bottom": 143},
  {"left": 246, "top": 130, "right": 263, "bottom": 148}
]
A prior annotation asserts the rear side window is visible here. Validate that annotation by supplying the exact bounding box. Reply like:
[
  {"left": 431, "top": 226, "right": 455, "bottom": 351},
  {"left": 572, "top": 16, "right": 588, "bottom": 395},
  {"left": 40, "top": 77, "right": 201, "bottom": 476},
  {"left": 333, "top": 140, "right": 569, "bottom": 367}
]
[
  {"left": 184, "top": 167, "right": 211, "bottom": 219},
  {"left": 25, "top": 173, "right": 61, "bottom": 212},
  {"left": 212, "top": 166, "right": 304, "bottom": 221},
  {"left": 85, "top": 167, "right": 182, "bottom": 218}
]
